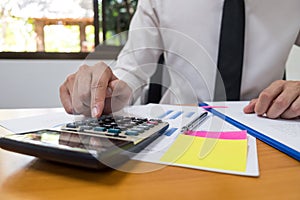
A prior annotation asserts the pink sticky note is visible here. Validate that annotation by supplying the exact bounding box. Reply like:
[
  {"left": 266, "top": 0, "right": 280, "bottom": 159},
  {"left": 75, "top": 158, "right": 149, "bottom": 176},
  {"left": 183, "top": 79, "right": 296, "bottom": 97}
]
[{"left": 185, "top": 130, "right": 247, "bottom": 140}]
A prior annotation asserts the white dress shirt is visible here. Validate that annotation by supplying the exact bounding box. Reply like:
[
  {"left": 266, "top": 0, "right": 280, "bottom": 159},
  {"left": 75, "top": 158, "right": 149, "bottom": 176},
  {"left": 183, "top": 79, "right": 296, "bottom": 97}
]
[{"left": 113, "top": 0, "right": 300, "bottom": 104}]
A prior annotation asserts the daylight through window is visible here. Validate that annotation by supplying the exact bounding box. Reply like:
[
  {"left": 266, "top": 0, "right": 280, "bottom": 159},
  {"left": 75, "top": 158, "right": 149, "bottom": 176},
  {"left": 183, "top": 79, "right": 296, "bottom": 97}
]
[{"left": 0, "top": 0, "right": 137, "bottom": 54}]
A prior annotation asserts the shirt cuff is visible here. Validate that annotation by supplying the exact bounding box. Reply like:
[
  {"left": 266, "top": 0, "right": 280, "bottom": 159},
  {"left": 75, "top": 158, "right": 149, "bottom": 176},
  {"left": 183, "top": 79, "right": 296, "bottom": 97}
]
[{"left": 113, "top": 68, "right": 148, "bottom": 103}]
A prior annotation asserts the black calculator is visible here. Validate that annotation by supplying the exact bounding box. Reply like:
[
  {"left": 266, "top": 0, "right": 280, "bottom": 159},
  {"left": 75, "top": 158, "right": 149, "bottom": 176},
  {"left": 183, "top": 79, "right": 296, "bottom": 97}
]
[{"left": 0, "top": 115, "right": 169, "bottom": 169}]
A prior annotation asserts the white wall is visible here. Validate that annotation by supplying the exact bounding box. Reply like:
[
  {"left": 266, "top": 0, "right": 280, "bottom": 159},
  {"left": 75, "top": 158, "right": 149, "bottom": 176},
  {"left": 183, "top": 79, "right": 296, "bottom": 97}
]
[
  {"left": 0, "top": 45, "right": 299, "bottom": 108},
  {"left": 0, "top": 59, "right": 112, "bottom": 108}
]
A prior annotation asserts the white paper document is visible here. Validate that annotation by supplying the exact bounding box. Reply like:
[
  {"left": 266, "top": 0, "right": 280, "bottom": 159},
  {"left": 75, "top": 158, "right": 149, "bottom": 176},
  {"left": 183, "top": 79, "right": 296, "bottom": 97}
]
[
  {"left": 208, "top": 101, "right": 300, "bottom": 159},
  {"left": 0, "top": 104, "right": 259, "bottom": 176},
  {"left": 124, "top": 104, "right": 259, "bottom": 176}
]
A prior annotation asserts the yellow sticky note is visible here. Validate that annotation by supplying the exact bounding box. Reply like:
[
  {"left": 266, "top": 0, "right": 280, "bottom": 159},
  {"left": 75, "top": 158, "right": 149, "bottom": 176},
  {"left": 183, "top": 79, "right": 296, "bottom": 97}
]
[{"left": 160, "top": 134, "right": 247, "bottom": 172}]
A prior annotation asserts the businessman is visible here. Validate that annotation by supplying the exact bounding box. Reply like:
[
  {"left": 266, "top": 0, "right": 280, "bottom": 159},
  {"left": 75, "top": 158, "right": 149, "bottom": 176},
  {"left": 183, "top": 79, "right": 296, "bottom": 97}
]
[{"left": 60, "top": 0, "right": 300, "bottom": 119}]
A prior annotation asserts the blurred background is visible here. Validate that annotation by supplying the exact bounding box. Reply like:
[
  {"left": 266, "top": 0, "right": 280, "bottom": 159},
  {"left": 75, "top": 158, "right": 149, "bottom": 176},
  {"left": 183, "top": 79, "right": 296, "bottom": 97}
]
[
  {"left": 0, "top": 0, "right": 137, "bottom": 53},
  {"left": 0, "top": 0, "right": 299, "bottom": 108}
]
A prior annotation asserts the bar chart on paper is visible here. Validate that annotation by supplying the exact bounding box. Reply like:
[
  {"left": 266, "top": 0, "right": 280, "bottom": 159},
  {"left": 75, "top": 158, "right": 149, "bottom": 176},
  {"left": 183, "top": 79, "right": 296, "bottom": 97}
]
[{"left": 124, "top": 104, "right": 259, "bottom": 176}]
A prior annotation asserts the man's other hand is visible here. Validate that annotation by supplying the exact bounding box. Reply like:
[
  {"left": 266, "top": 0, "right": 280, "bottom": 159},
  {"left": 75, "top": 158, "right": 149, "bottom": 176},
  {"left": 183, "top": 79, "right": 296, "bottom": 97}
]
[{"left": 244, "top": 80, "right": 300, "bottom": 119}]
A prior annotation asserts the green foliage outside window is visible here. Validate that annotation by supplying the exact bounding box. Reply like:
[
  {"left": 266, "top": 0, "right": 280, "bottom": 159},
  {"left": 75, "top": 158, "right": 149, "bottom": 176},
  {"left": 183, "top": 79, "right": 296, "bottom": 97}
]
[{"left": 103, "top": 0, "right": 138, "bottom": 46}]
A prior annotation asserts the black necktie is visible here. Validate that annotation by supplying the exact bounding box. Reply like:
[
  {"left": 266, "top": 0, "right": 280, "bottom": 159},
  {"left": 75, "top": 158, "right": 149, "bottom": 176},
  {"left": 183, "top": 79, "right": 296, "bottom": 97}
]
[{"left": 214, "top": 0, "right": 245, "bottom": 101}]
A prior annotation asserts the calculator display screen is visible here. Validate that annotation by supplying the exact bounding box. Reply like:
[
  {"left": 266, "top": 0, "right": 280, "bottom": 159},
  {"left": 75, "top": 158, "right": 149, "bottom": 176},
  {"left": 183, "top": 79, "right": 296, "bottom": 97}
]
[{"left": 6, "top": 130, "right": 131, "bottom": 154}]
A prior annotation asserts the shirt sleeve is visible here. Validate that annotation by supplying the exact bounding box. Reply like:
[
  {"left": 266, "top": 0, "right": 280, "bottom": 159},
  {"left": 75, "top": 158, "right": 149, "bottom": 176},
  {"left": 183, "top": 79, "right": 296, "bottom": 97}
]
[{"left": 112, "top": 0, "right": 163, "bottom": 102}]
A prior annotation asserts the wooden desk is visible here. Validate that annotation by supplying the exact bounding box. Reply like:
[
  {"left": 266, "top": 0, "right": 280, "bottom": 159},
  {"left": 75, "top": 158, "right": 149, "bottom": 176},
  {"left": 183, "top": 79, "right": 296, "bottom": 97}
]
[{"left": 0, "top": 109, "right": 299, "bottom": 200}]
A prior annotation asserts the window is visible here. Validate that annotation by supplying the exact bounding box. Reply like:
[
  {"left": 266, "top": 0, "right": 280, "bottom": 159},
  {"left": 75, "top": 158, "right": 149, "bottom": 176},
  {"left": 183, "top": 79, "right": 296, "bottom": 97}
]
[{"left": 0, "top": 0, "right": 138, "bottom": 59}]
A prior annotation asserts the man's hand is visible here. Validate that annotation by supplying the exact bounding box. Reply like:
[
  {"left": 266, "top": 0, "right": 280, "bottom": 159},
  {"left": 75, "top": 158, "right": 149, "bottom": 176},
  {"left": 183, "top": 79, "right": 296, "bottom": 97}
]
[
  {"left": 59, "top": 62, "right": 132, "bottom": 117},
  {"left": 244, "top": 80, "right": 300, "bottom": 119}
]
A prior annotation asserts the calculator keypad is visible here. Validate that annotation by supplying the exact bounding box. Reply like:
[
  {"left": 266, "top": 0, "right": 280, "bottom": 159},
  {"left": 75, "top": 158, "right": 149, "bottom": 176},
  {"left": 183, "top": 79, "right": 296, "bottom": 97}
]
[{"left": 62, "top": 115, "right": 168, "bottom": 144}]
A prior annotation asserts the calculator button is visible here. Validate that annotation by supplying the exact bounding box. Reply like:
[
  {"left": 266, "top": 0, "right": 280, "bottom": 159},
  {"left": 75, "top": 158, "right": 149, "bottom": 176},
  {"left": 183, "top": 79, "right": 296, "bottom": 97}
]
[
  {"left": 124, "top": 124, "right": 134, "bottom": 128},
  {"left": 104, "top": 119, "right": 113, "bottom": 123},
  {"left": 132, "top": 119, "right": 143, "bottom": 124},
  {"left": 115, "top": 119, "right": 124, "bottom": 124},
  {"left": 147, "top": 121, "right": 158, "bottom": 125},
  {"left": 66, "top": 123, "right": 77, "bottom": 128},
  {"left": 105, "top": 133, "right": 119, "bottom": 137},
  {"left": 108, "top": 128, "right": 121, "bottom": 134},
  {"left": 145, "top": 123, "right": 154, "bottom": 128},
  {"left": 115, "top": 126, "right": 127, "bottom": 131},
  {"left": 137, "top": 118, "right": 148, "bottom": 122},
  {"left": 138, "top": 125, "right": 150, "bottom": 130},
  {"left": 131, "top": 128, "right": 144, "bottom": 133},
  {"left": 88, "top": 122, "right": 99, "bottom": 126},
  {"left": 123, "top": 118, "right": 131, "bottom": 122},
  {"left": 75, "top": 121, "right": 85, "bottom": 126},
  {"left": 79, "top": 126, "right": 93, "bottom": 132},
  {"left": 93, "top": 126, "right": 107, "bottom": 132},
  {"left": 103, "top": 124, "right": 113, "bottom": 129},
  {"left": 125, "top": 130, "right": 139, "bottom": 136},
  {"left": 150, "top": 119, "right": 161, "bottom": 122},
  {"left": 110, "top": 122, "right": 118, "bottom": 127},
  {"left": 85, "top": 119, "right": 97, "bottom": 124},
  {"left": 130, "top": 121, "right": 139, "bottom": 126}
]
